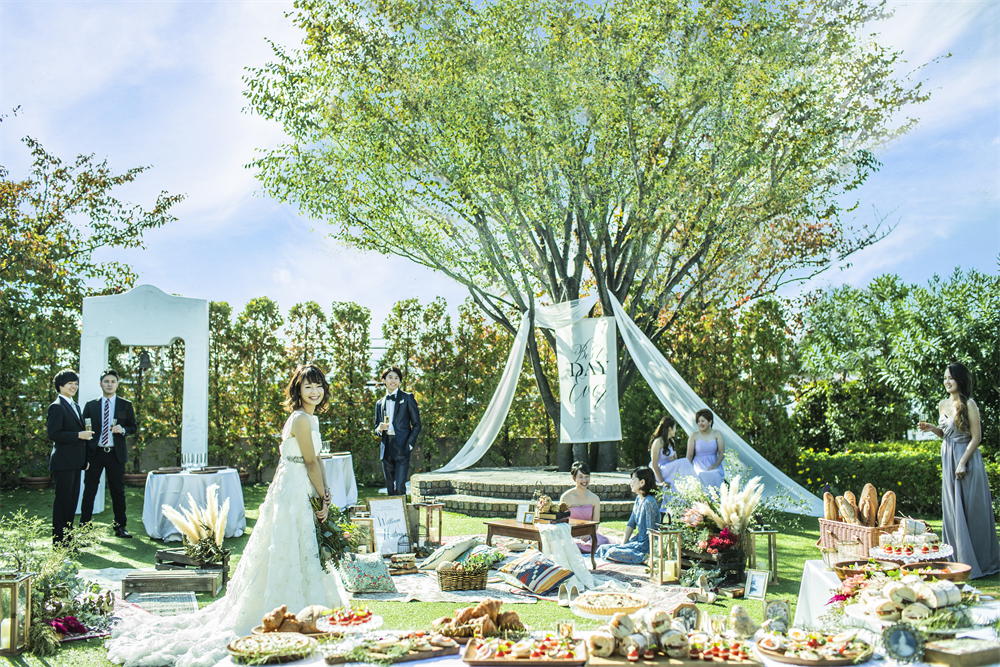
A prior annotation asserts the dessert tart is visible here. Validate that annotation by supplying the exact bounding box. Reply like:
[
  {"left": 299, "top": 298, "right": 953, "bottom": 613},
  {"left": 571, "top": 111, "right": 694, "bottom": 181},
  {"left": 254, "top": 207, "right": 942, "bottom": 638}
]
[{"left": 574, "top": 591, "right": 648, "bottom": 616}]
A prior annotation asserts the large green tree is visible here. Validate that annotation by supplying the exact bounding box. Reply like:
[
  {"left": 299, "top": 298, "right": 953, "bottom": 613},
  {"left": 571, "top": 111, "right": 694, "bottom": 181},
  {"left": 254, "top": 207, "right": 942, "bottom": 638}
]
[
  {"left": 0, "top": 136, "right": 182, "bottom": 480},
  {"left": 246, "top": 0, "right": 929, "bottom": 430}
]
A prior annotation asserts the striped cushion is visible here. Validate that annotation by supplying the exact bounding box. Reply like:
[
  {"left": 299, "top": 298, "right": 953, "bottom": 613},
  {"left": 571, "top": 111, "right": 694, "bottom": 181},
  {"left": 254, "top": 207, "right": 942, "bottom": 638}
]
[{"left": 498, "top": 549, "right": 573, "bottom": 594}]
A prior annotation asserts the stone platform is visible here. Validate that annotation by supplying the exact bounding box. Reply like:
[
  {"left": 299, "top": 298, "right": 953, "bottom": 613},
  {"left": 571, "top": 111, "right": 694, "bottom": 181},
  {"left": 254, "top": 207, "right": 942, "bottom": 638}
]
[{"left": 410, "top": 467, "right": 636, "bottom": 518}]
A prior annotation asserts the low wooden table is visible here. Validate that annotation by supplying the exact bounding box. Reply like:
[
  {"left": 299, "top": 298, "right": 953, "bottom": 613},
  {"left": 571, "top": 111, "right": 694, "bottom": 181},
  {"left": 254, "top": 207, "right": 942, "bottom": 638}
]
[{"left": 484, "top": 519, "right": 599, "bottom": 569}]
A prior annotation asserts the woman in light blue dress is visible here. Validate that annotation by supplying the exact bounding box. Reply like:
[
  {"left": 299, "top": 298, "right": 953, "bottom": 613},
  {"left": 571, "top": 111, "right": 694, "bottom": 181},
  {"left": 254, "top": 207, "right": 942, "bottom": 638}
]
[
  {"left": 687, "top": 408, "right": 725, "bottom": 489},
  {"left": 919, "top": 362, "right": 999, "bottom": 579},
  {"left": 595, "top": 467, "right": 660, "bottom": 564}
]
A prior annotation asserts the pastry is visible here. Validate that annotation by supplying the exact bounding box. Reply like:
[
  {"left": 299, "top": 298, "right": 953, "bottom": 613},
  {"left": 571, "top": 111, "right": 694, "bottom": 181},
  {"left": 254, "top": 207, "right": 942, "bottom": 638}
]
[
  {"left": 637, "top": 608, "right": 671, "bottom": 635},
  {"left": 453, "top": 607, "right": 476, "bottom": 625},
  {"left": 823, "top": 492, "right": 839, "bottom": 521},
  {"left": 609, "top": 612, "right": 636, "bottom": 639},
  {"left": 295, "top": 605, "right": 328, "bottom": 634},
  {"left": 576, "top": 591, "right": 648, "bottom": 617},
  {"left": 618, "top": 633, "right": 648, "bottom": 657},
  {"left": 588, "top": 628, "right": 617, "bottom": 657},
  {"left": 471, "top": 598, "right": 502, "bottom": 622},
  {"left": 659, "top": 629, "right": 688, "bottom": 658},
  {"left": 262, "top": 605, "right": 287, "bottom": 632},
  {"left": 870, "top": 599, "right": 900, "bottom": 623},
  {"left": 496, "top": 611, "right": 524, "bottom": 631},
  {"left": 277, "top": 618, "right": 302, "bottom": 633}
]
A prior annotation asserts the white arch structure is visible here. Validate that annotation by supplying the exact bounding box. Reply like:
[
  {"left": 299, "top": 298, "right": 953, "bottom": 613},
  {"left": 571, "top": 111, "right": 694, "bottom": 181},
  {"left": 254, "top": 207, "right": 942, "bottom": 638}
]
[{"left": 79, "top": 285, "right": 209, "bottom": 466}]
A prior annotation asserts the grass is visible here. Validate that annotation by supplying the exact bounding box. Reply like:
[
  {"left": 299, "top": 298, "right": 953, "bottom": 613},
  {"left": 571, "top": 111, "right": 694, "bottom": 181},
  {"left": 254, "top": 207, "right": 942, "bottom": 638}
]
[{"left": 2, "top": 483, "right": 998, "bottom": 666}]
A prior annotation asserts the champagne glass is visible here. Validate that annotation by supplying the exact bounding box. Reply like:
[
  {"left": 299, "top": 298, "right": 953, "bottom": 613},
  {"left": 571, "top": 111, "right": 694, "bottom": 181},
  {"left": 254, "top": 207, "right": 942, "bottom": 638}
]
[{"left": 84, "top": 417, "right": 92, "bottom": 430}]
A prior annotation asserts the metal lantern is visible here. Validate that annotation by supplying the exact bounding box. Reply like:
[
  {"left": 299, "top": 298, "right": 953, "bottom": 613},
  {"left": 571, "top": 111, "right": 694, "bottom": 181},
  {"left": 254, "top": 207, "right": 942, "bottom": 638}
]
[
  {"left": 396, "top": 535, "right": 411, "bottom": 555},
  {"left": 414, "top": 502, "right": 444, "bottom": 547},
  {"left": 0, "top": 554, "right": 32, "bottom": 656},
  {"left": 748, "top": 528, "right": 778, "bottom": 584},
  {"left": 649, "top": 526, "right": 684, "bottom": 584}
]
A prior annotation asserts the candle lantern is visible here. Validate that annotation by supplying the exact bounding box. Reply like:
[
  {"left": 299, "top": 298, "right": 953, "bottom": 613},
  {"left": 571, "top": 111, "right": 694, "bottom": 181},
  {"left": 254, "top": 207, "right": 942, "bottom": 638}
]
[
  {"left": 0, "top": 554, "right": 32, "bottom": 656},
  {"left": 748, "top": 528, "right": 778, "bottom": 584},
  {"left": 414, "top": 502, "right": 444, "bottom": 546},
  {"left": 649, "top": 527, "right": 683, "bottom": 585}
]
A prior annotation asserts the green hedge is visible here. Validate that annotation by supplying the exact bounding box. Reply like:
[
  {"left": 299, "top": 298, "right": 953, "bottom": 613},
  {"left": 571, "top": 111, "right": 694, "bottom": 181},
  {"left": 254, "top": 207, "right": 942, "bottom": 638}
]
[{"left": 795, "top": 446, "right": 942, "bottom": 514}]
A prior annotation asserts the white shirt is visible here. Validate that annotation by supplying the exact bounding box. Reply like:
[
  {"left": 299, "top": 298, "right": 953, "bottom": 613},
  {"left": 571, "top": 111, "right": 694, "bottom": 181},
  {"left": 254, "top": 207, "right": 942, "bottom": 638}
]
[
  {"left": 385, "top": 393, "right": 397, "bottom": 435},
  {"left": 59, "top": 394, "right": 82, "bottom": 421}
]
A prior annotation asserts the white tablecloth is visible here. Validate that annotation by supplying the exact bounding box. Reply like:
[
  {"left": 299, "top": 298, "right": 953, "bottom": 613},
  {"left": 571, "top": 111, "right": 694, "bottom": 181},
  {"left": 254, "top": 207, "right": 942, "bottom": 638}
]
[
  {"left": 75, "top": 469, "right": 105, "bottom": 514},
  {"left": 143, "top": 469, "right": 247, "bottom": 541},
  {"left": 792, "top": 559, "right": 840, "bottom": 629},
  {"left": 323, "top": 454, "right": 358, "bottom": 509}
]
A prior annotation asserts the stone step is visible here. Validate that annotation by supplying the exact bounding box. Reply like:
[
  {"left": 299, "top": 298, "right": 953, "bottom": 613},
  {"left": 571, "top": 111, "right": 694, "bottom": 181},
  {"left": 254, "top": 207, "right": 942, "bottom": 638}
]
[{"left": 414, "top": 493, "right": 636, "bottom": 519}]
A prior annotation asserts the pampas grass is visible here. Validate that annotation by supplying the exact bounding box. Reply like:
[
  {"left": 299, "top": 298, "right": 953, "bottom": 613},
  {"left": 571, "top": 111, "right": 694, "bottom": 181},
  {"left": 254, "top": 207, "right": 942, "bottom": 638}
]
[
  {"left": 694, "top": 475, "right": 764, "bottom": 536},
  {"left": 161, "top": 483, "right": 231, "bottom": 561}
]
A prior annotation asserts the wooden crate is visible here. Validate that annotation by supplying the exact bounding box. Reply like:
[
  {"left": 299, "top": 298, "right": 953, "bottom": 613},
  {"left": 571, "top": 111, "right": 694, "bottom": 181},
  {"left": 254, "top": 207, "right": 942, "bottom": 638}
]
[
  {"left": 681, "top": 549, "right": 746, "bottom": 585},
  {"left": 123, "top": 570, "right": 224, "bottom": 598},
  {"left": 155, "top": 549, "right": 230, "bottom": 586}
]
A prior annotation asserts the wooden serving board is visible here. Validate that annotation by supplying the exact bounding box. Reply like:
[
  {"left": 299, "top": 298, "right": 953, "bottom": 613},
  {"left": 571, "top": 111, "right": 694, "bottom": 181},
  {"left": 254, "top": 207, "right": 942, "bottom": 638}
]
[
  {"left": 325, "top": 644, "right": 460, "bottom": 664},
  {"left": 462, "top": 640, "right": 587, "bottom": 666},
  {"left": 589, "top": 652, "right": 761, "bottom": 666}
]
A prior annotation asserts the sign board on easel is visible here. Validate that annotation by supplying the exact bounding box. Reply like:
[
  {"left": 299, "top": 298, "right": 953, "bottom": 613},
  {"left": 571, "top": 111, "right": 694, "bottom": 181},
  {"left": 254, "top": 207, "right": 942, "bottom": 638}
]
[{"left": 367, "top": 496, "right": 411, "bottom": 555}]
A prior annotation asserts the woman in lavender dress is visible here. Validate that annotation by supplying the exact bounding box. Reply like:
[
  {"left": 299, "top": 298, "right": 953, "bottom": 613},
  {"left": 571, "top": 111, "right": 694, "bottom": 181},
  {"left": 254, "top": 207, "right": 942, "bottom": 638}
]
[
  {"left": 687, "top": 408, "right": 725, "bottom": 489},
  {"left": 919, "top": 362, "right": 999, "bottom": 579},
  {"left": 649, "top": 415, "right": 695, "bottom": 490}
]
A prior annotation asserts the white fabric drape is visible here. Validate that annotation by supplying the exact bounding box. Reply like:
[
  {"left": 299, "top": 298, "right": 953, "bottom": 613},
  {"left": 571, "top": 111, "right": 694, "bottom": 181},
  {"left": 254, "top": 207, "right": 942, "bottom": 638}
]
[
  {"left": 435, "top": 296, "right": 598, "bottom": 473},
  {"left": 437, "top": 294, "right": 824, "bottom": 518},
  {"left": 607, "top": 294, "right": 823, "bottom": 517}
]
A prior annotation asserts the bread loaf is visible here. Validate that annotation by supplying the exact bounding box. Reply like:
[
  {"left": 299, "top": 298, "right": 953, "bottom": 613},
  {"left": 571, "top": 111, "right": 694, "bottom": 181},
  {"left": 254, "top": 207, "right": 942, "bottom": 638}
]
[
  {"left": 877, "top": 491, "right": 896, "bottom": 527},
  {"left": 588, "top": 629, "right": 617, "bottom": 657},
  {"left": 859, "top": 484, "right": 878, "bottom": 527},
  {"left": 845, "top": 491, "right": 857, "bottom": 506},
  {"left": 847, "top": 496, "right": 862, "bottom": 526},
  {"left": 835, "top": 496, "right": 857, "bottom": 525},
  {"left": 823, "top": 492, "right": 839, "bottom": 521},
  {"left": 617, "top": 633, "right": 648, "bottom": 657}
]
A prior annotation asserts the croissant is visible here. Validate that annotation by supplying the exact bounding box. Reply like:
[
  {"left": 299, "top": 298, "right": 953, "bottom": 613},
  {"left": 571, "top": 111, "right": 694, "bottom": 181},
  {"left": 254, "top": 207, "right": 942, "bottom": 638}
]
[
  {"left": 262, "top": 605, "right": 287, "bottom": 632},
  {"left": 472, "top": 598, "right": 502, "bottom": 622},
  {"left": 496, "top": 611, "right": 524, "bottom": 630}
]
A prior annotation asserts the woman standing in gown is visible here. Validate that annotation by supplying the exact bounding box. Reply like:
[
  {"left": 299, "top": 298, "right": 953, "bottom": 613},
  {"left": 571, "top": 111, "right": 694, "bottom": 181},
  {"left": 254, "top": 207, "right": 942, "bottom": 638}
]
[
  {"left": 687, "top": 409, "right": 725, "bottom": 489},
  {"left": 107, "top": 364, "right": 347, "bottom": 667},
  {"left": 919, "top": 362, "right": 999, "bottom": 579},
  {"left": 595, "top": 468, "right": 659, "bottom": 564},
  {"left": 649, "top": 415, "right": 695, "bottom": 489},
  {"left": 559, "top": 461, "right": 612, "bottom": 553}
]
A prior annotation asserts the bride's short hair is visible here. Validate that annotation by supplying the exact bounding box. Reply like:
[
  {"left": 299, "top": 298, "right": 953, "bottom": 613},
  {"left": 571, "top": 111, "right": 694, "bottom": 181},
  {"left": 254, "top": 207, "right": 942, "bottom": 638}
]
[{"left": 284, "top": 364, "right": 331, "bottom": 412}]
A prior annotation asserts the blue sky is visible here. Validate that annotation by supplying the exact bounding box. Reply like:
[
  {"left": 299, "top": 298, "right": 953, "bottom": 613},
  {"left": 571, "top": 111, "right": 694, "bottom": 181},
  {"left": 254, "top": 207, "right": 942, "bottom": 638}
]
[{"left": 2, "top": 0, "right": 997, "bottom": 336}]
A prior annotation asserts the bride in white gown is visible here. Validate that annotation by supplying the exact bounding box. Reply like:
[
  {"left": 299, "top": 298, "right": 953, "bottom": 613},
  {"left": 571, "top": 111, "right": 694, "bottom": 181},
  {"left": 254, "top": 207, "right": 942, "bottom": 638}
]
[{"left": 107, "top": 364, "right": 347, "bottom": 667}]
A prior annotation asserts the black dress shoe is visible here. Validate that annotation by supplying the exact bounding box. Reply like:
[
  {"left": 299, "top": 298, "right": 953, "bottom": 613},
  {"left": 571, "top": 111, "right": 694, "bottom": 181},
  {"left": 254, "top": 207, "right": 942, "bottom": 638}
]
[{"left": 114, "top": 528, "right": 133, "bottom": 539}]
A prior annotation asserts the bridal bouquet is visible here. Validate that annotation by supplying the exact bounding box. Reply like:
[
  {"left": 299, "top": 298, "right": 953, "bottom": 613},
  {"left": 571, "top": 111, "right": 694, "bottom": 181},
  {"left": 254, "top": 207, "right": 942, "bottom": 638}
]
[{"left": 309, "top": 498, "right": 358, "bottom": 572}]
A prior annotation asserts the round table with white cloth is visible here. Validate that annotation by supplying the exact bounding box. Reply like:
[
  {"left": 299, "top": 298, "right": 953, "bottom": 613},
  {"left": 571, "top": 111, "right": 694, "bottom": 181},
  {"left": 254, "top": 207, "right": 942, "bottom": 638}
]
[
  {"left": 75, "top": 469, "right": 105, "bottom": 515},
  {"left": 143, "top": 468, "right": 247, "bottom": 541},
  {"left": 321, "top": 453, "right": 358, "bottom": 509}
]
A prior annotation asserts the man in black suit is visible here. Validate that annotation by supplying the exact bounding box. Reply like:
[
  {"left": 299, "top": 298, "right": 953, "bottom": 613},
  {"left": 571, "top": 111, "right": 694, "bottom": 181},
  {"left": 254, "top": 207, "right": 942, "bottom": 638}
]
[
  {"left": 82, "top": 368, "right": 137, "bottom": 538},
  {"left": 47, "top": 369, "right": 93, "bottom": 546},
  {"left": 372, "top": 366, "right": 421, "bottom": 497}
]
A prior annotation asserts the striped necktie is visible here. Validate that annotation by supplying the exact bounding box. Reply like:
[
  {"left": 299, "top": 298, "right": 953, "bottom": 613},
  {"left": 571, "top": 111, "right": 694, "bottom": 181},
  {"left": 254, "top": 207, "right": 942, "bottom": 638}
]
[{"left": 102, "top": 399, "right": 111, "bottom": 446}]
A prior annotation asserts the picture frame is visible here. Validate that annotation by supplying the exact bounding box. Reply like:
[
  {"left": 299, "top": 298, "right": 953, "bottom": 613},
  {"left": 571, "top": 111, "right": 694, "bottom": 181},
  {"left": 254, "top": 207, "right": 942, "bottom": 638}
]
[
  {"left": 348, "top": 517, "right": 376, "bottom": 554},
  {"left": 763, "top": 599, "right": 791, "bottom": 633},
  {"left": 883, "top": 623, "right": 924, "bottom": 663},
  {"left": 366, "top": 495, "right": 412, "bottom": 555},
  {"left": 743, "top": 569, "right": 770, "bottom": 600},
  {"left": 671, "top": 603, "right": 702, "bottom": 633},
  {"left": 523, "top": 512, "right": 535, "bottom": 525},
  {"left": 516, "top": 504, "right": 530, "bottom": 523}
]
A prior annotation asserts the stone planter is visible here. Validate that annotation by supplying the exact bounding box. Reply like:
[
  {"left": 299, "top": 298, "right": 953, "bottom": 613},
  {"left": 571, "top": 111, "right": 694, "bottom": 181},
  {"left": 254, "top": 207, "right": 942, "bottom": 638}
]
[
  {"left": 123, "top": 472, "right": 149, "bottom": 487},
  {"left": 19, "top": 475, "right": 52, "bottom": 490}
]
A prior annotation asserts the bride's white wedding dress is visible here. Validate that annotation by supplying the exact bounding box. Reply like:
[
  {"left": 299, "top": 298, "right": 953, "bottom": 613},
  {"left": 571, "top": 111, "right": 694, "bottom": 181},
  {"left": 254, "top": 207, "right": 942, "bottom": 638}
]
[{"left": 107, "top": 413, "right": 347, "bottom": 667}]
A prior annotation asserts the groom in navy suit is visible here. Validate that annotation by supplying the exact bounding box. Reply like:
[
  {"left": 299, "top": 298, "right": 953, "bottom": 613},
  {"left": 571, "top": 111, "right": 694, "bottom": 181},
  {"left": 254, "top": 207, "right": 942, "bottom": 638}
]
[
  {"left": 47, "top": 369, "right": 93, "bottom": 545},
  {"left": 373, "top": 366, "right": 421, "bottom": 496}
]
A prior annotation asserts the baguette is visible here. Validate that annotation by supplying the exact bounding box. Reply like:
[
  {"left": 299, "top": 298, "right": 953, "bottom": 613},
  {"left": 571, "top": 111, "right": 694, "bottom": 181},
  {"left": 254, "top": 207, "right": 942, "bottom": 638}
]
[
  {"left": 823, "top": 492, "right": 839, "bottom": 521},
  {"left": 835, "top": 496, "right": 857, "bottom": 525},
  {"left": 877, "top": 491, "right": 896, "bottom": 527},
  {"left": 847, "top": 496, "right": 862, "bottom": 526},
  {"left": 859, "top": 484, "right": 878, "bottom": 527},
  {"left": 845, "top": 490, "right": 857, "bottom": 507}
]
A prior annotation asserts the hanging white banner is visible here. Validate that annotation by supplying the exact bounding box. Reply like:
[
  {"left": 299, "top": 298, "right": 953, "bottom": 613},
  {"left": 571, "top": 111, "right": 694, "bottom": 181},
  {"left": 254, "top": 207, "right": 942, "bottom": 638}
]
[{"left": 555, "top": 317, "right": 621, "bottom": 443}]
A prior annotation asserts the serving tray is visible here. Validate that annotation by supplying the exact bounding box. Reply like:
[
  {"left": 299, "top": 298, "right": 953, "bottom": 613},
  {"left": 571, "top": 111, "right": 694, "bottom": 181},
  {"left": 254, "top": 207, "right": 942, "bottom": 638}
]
[
  {"left": 753, "top": 644, "right": 874, "bottom": 666},
  {"left": 462, "top": 639, "right": 587, "bottom": 666}
]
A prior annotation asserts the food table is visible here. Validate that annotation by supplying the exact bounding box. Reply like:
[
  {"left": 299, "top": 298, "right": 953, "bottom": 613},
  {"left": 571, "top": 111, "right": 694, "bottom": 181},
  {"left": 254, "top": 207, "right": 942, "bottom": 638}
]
[
  {"left": 322, "top": 453, "right": 359, "bottom": 509},
  {"left": 791, "top": 559, "right": 840, "bottom": 629},
  {"left": 484, "top": 519, "right": 599, "bottom": 570},
  {"left": 143, "top": 468, "right": 247, "bottom": 541}
]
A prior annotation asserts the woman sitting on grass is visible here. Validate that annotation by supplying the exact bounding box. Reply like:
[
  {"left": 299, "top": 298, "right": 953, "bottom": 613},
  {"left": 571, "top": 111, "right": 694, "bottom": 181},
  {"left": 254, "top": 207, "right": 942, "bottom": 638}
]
[
  {"left": 559, "top": 461, "right": 612, "bottom": 554},
  {"left": 595, "top": 467, "right": 659, "bottom": 564}
]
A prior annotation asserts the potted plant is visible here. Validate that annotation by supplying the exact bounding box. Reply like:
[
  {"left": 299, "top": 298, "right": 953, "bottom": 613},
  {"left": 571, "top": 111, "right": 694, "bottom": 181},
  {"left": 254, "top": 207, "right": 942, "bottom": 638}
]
[
  {"left": 19, "top": 460, "right": 52, "bottom": 490},
  {"left": 123, "top": 435, "right": 148, "bottom": 486}
]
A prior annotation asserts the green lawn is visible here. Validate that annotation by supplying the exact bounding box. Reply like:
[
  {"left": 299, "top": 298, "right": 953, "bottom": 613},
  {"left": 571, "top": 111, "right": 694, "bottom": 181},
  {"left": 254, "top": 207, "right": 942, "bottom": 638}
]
[{"left": 2, "top": 483, "right": 998, "bottom": 666}]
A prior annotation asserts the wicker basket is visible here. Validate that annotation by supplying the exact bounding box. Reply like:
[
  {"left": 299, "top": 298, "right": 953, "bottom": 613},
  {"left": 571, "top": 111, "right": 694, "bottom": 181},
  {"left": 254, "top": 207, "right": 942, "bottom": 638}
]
[
  {"left": 818, "top": 517, "right": 897, "bottom": 553},
  {"left": 437, "top": 569, "right": 487, "bottom": 591}
]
